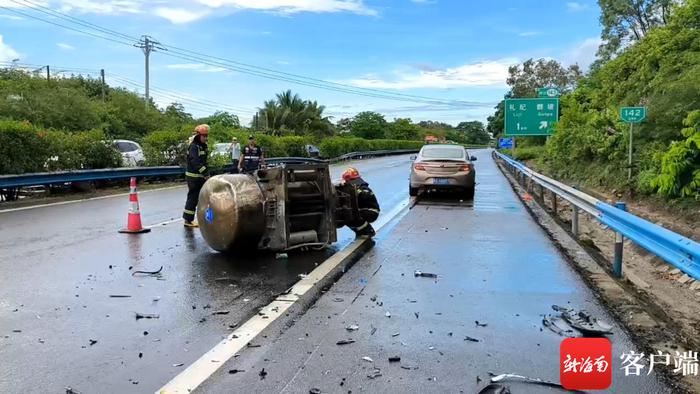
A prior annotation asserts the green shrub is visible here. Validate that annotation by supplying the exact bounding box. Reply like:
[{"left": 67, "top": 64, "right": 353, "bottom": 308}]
[
  {"left": 319, "top": 137, "right": 422, "bottom": 158},
  {"left": 142, "top": 129, "right": 190, "bottom": 166},
  {"left": 0, "top": 120, "right": 51, "bottom": 174}
]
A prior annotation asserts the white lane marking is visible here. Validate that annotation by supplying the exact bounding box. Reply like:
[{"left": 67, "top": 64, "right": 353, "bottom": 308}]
[
  {"left": 145, "top": 218, "right": 183, "bottom": 228},
  {"left": 0, "top": 185, "right": 185, "bottom": 214},
  {"left": 156, "top": 198, "right": 410, "bottom": 394}
]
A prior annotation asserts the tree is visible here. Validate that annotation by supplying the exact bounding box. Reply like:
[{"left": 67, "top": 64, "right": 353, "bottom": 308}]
[
  {"left": 456, "top": 121, "right": 490, "bottom": 144},
  {"left": 198, "top": 111, "right": 240, "bottom": 128},
  {"left": 506, "top": 58, "right": 582, "bottom": 98},
  {"left": 486, "top": 101, "right": 505, "bottom": 138},
  {"left": 163, "top": 103, "right": 193, "bottom": 129},
  {"left": 596, "top": 0, "right": 673, "bottom": 64},
  {"left": 351, "top": 111, "right": 387, "bottom": 139},
  {"left": 256, "top": 90, "right": 333, "bottom": 137},
  {"left": 386, "top": 118, "right": 420, "bottom": 140},
  {"left": 336, "top": 117, "right": 353, "bottom": 133}
]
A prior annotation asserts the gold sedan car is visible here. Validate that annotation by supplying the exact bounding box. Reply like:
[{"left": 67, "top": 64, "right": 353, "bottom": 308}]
[{"left": 409, "top": 144, "right": 477, "bottom": 199}]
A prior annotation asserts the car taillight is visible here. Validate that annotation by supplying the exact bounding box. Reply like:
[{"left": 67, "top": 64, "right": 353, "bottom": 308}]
[
  {"left": 459, "top": 164, "right": 472, "bottom": 172},
  {"left": 414, "top": 163, "right": 426, "bottom": 171}
]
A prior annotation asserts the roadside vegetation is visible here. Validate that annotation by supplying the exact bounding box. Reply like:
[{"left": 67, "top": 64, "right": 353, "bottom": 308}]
[
  {"left": 490, "top": 0, "right": 700, "bottom": 201},
  {"left": 0, "top": 71, "right": 488, "bottom": 174}
]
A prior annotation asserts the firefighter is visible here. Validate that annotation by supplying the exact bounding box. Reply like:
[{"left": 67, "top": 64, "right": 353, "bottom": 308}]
[
  {"left": 238, "top": 135, "right": 265, "bottom": 174},
  {"left": 183, "top": 124, "right": 210, "bottom": 228},
  {"left": 340, "top": 167, "right": 380, "bottom": 237}
]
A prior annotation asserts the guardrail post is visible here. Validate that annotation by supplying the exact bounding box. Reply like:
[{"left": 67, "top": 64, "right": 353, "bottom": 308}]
[
  {"left": 538, "top": 184, "right": 544, "bottom": 202},
  {"left": 571, "top": 207, "right": 579, "bottom": 237},
  {"left": 552, "top": 192, "right": 557, "bottom": 214},
  {"left": 613, "top": 201, "right": 627, "bottom": 278}
]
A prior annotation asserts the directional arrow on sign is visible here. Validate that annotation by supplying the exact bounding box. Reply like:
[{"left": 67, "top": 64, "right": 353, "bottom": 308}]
[{"left": 539, "top": 121, "right": 548, "bottom": 129}]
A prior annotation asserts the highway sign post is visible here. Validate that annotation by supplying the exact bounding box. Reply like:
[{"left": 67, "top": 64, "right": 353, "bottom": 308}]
[
  {"left": 498, "top": 137, "right": 514, "bottom": 149},
  {"left": 620, "top": 106, "right": 647, "bottom": 180},
  {"left": 504, "top": 98, "right": 559, "bottom": 136},
  {"left": 538, "top": 87, "right": 561, "bottom": 98}
]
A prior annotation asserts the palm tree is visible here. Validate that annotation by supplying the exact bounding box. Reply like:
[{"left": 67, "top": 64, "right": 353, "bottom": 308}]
[{"left": 257, "top": 90, "right": 333, "bottom": 137}]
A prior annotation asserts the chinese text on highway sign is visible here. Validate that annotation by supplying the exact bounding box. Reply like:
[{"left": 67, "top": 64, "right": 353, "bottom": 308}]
[
  {"left": 620, "top": 106, "right": 646, "bottom": 123},
  {"left": 504, "top": 98, "right": 559, "bottom": 136}
]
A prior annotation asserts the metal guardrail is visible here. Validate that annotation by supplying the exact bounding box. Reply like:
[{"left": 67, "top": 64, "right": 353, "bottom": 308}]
[
  {"left": 0, "top": 149, "right": 419, "bottom": 189},
  {"left": 494, "top": 150, "right": 700, "bottom": 281}
]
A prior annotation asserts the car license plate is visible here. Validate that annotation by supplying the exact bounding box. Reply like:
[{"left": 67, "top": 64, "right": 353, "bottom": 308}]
[{"left": 433, "top": 178, "right": 449, "bottom": 185}]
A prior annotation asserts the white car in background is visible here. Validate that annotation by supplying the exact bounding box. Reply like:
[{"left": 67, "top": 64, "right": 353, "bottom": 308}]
[
  {"left": 211, "top": 143, "right": 231, "bottom": 159},
  {"left": 113, "top": 139, "right": 145, "bottom": 167}
]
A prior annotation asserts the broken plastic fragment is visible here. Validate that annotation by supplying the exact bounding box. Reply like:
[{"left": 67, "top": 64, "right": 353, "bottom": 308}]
[
  {"left": 388, "top": 356, "right": 401, "bottom": 362},
  {"left": 336, "top": 339, "right": 355, "bottom": 345},
  {"left": 464, "top": 336, "right": 480, "bottom": 342},
  {"left": 259, "top": 368, "right": 267, "bottom": 380},
  {"left": 367, "top": 368, "right": 382, "bottom": 379},
  {"left": 173, "top": 363, "right": 184, "bottom": 367},
  {"left": 228, "top": 369, "right": 244, "bottom": 374},
  {"left": 135, "top": 312, "right": 159, "bottom": 320},
  {"left": 362, "top": 356, "right": 373, "bottom": 362},
  {"left": 475, "top": 320, "right": 488, "bottom": 327},
  {"left": 385, "top": 311, "right": 391, "bottom": 318},
  {"left": 346, "top": 324, "right": 359, "bottom": 331},
  {"left": 478, "top": 383, "right": 511, "bottom": 394},
  {"left": 414, "top": 270, "right": 438, "bottom": 278}
]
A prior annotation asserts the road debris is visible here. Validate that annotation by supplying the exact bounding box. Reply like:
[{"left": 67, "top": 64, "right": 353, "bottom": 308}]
[
  {"left": 212, "top": 310, "right": 230, "bottom": 315},
  {"left": 228, "top": 369, "right": 244, "bottom": 374},
  {"left": 428, "top": 346, "right": 435, "bottom": 350},
  {"left": 475, "top": 320, "right": 488, "bottom": 327},
  {"left": 88, "top": 339, "right": 97, "bottom": 346},
  {"left": 542, "top": 315, "right": 574, "bottom": 337},
  {"left": 203, "top": 304, "right": 212, "bottom": 309},
  {"left": 135, "top": 313, "right": 159, "bottom": 320},
  {"left": 138, "top": 352, "right": 143, "bottom": 358},
  {"left": 367, "top": 368, "right": 382, "bottom": 379},
  {"left": 173, "top": 363, "right": 184, "bottom": 367},
  {"left": 199, "top": 317, "right": 207, "bottom": 323},
  {"left": 388, "top": 356, "right": 401, "bottom": 362},
  {"left": 309, "top": 388, "right": 321, "bottom": 394},
  {"left": 414, "top": 312, "right": 419, "bottom": 319},
  {"left": 392, "top": 332, "right": 400, "bottom": 337},
  {"left": 143, "top": 331, "right": 148, "bottom": 336},
  {"left": 247, "top": 343, "right": 261, "bottom": 348},
  {"left": 546, "top": 305, "right": 613, "bottom": 337},
  {"left": 478, "top": 383, "right": 511, "bottom": 394},
  {"left": 401, "top": 365, "right": 418, "bottom": 370},
  {"left": 333, "top": 297, "right": 344, "bottom": 302},
  {"left": 362, "top": 356, "right": 373, "bottom": 362},
  {"left": 109, "top": 295, "right": 131, "bottom": 298},
  {"left": 12, "top": 329, "right": 21, "bottom": 333},
  {"left": 464, "top": 336, "right": 480, "bottom": 342},
  {"left": 336, "top": 339, "right": 355, "bottom": 345},
  {"left": 259, "top": 368, "right": 267, "bottom": 380},
  {"left": 131, "top": 266, "right": 163, "bottom": 276},
  {"left": 385, "top": 311, "right": 391, "bottom": 318},
  {"left": 489, "top": 373, "right": 562, "bottom": 388},
  {"left": 346, "top": 324, "right": 359, "bottom": 331},
  {"left": 414, "top": 270, "right": 438, "bottom": 278},
  {"left": 65, "top": 387, "right": 82, "bottom": 394},
  {"left": 370, "top": 327, "right": 377, "bottom": 335}
]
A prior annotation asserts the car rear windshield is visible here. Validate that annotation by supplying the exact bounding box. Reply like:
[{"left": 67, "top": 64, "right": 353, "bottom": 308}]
[
  {"left": 115, "top": 142, "right": 138, "bottom": 153},
  {"left": 421, "top": 147, "right": 465, "bottom": 159}
]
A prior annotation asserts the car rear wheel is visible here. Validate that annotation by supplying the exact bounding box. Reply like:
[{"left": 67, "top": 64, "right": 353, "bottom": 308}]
[{"left": 409, "top": 186, "right": 418, "bottom": 197}]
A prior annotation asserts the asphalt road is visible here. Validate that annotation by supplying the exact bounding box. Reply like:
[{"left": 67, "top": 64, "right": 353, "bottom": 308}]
[
  {"left": 199, "top": 149, "right": 671, "bottom": 393},
  {"left": 0, "top": 154, "right": 413, "bottom": 394}
]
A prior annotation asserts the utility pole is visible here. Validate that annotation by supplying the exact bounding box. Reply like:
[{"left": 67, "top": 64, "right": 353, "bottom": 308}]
[
  {"left": 100, "top": 69, "right": 106, "bottom": 102},
  {"left": 46, "top": 65, "right": 50, "bottom": 82},
  {"left": 134, "top": 35, "right": 165, "bottom": 107}
]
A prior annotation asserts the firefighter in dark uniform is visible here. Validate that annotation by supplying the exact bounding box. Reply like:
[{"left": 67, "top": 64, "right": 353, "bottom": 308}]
[
  {"left": 183, "top": 124, "right": 210, "bottom": 228},
  {"left": 238, "top": 135, "right": 265, "bottom": 174},
  {"left": 339, "top": 167, "right": 380, "bottom": 237}
]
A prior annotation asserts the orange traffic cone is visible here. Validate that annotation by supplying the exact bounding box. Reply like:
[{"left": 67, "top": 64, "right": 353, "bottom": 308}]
[{"left": 118, "top": 177, "right": 151, "bottom": 234}]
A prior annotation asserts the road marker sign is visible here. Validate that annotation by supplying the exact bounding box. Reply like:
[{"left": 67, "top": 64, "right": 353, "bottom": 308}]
[
  {"left": 619, "top": 106, "right": 647, "bottom": 180},
  {"left": 538, "top": 87, "right": 561, "bottom": 98}
]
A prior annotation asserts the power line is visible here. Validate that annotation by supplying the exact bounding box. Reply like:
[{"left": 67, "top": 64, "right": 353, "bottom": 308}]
[
  {"left": 134, "top": 35, "right": 166, "bottom": 105},
  {"left": 5, "top": 0, "right": 491, "bottom": 109}
]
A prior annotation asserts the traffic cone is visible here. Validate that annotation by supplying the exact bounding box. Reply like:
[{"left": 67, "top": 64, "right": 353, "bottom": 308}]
[{"left": 118, "top": 177, "right": 151, "bottom": 234}]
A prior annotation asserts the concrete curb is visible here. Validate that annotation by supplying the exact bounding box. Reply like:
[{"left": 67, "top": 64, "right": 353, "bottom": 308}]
[{"left": 494, "top": 155, "right": 690, "bottom": 393}]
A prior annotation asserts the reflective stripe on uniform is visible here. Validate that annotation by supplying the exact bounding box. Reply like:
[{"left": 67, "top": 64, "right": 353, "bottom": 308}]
[
  {"left": 350, "top": 221, "right": 369, "bottom": 231},
  {"left": 185, "top": 172, "right": 204, "bottom": 178},
  {"left": 183, "top": 209, "right": 196, "bottom": 215},
  {"left": 360, "top": 189, "right": 374, "bottom": 196},
  {"left": 198, "top": 166, "right": 207, "bottom": 173},
  {"left": 243, "top": 156, "right": 259, "bottom": 159},
  {"left": 198, "top": 149, "right": 207, "bottom": 156},
  {"left": 360, "top": 208, "right": 380, "bottom": 214}
]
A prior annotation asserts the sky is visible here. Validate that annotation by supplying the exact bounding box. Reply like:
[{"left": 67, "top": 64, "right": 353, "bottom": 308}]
[{"left": 0, "top": 0, "right": 603, "bottom": 126}]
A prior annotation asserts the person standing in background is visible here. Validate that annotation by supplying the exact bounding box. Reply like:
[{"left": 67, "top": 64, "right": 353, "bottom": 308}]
[{"left": 229, "top": 137, "right": 241, "bottom": 174}]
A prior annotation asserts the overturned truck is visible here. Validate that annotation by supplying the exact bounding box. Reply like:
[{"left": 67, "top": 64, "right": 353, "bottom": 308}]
[{"left": 196, "top": 160, "right": 364, "bottom": 252}]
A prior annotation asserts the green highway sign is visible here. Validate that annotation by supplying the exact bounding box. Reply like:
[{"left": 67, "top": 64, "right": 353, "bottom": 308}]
[
  {"left": 538, "top": 87, "right": 561, "bottom": 98},
  {"left": 504, "top": 98, "right": 559, "bottom": 136},
  {"left": 620, "top": 106, "right": 646, "bottom": 123}
]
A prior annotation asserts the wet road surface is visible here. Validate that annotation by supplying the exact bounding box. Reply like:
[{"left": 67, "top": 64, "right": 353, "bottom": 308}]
[
  {"left": 199, "top": 149, "right": 670, "bottom": 393},
  {"left": 0, "top": 155, "right": 412, "bottom": 394}
]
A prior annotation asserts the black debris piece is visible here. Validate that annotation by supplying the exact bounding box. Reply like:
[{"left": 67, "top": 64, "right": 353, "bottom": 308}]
[
  {"left": 65, "top": 387, "right": 82, "bottom": 394},
  {"left": 135, "top": 313, "right": 159, "bottom": 320},
  {"left": 143, "top": 331, "right": 148, "bottom": 336},
  {"left": 109, "top": 295, "right": 131, "bottom": 298},
  {"left": 464, "top": 336, "right": 480, "bottom": 342},
  {"left": 108, "top": 265, "right": 113, "bottom": 269},
  {"left": 388, "top": 356, "right": 401, "bottom": 362},
  {"left": 131, "top": 266, "right": 163, "bottom": 276},
  {"left": 414, "top": 312, "right": 419, "bottom": 319},
  {"left": 560, "top": 309, "right": 613, "bottom": 337},
  {"left": 336, "top": 339, "right": 355, "bottom": 345},
  {"left": 370, "top": 327, "right": 377, "bottom": 335},
  {"left": 199, "top": 317, "right": 207, "bottom": 323},
  {"left": 89, "top": 339, "right": 97, "bottom": 346},
  {"left": 228, "top": 369, "right": 244, "bottom": 374},
  {"left": 475, "top": 321, "right": 488, "bottom": 327},
  {"left": 333, "top": 298, "right": 344, "bottom": 302},
  {"left": 131, "top": 381, "right": 139, "bottom": 385},
  {"left": 259, "top": 368, "right": 267, "bottom": 380},
  {"left": 173, "top": 363, "right": 184, "bottom": 367},
  {"left": 310, "top": 389, "right": 322, "bottom": 394},
  {"left": 203, "top": 304, "right": 212, "bottom": 309},
  {"left": 138, "top": 352, "right": 143, "bottom": 358},
  {"left": 478, "top": 383, "right": 511, "bottom": 394},
  {"left": 192, "top": 305, "right": 197, "bottom": 310},
  {"left": 370, "top": 296, "right": 377, "bottom": 302},
  {"left": 228, "top": 324, "right": 238, "bottom": 329},
  {"left": 247, "top": 343, "right": 261, "bottom": 348},
  {"left": 542, "top": 316, "right": 574, "bottom": 337},
  {"left": 414, "top": 270, "right": 438, "bottom": 278},
  {"left": 367, "top": 368, "right": 382, "bottom": 379},
  {"left": 212, "top": 311, "right": 230, "bottom": 315},
  {"left": 448, "top": 332, "right": 453, "bottom": 337},
  {"left": 128, "top": 266, "right": 133, "bottom": 270},
  {"left": 12, "top": 329, "right": 21, "bottom": 333}
]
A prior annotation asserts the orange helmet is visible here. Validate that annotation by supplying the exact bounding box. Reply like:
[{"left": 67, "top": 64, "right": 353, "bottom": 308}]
[
  {"left": 342, "top": 167, "right": 360, "bottom": 182},
  {"left": 194, "top": 124, "right": 210, "bottom": 135}
]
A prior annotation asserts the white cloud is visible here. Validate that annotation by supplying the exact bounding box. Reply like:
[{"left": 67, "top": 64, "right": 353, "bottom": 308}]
[
  {"left": 564, "top": 37, "right": 601, "bottom": 70},
  {"left": 155, "top": 7, "right": 210, "bottom": 23},
  {"left": 195, "top": 0, "right": 377, "bottom": 16},
  {"left": 566, "top": 2, "right": 588, "bottom": 12},
  {"left": 0, "top": 35, "right": 20, "bottom": 63},
  {"left": 0, "top": 14, "right": 24, "bottom": 20},
  {"left": 339, "top": 59, "right": 517, "bottom": 90},
  {"left": 518, "top": 31, "right": 540, "bottom": 37},
  {"left": 57, "top": 42, "right": 75, "bottom": 50},
  {"left": 166, "top": 63, "right": 227, "bottom": 72}
]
